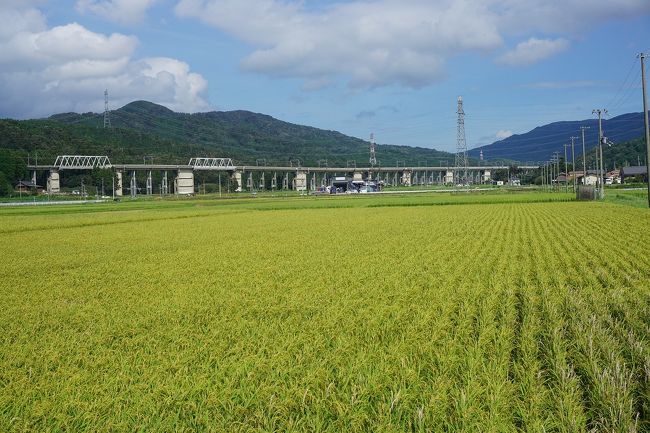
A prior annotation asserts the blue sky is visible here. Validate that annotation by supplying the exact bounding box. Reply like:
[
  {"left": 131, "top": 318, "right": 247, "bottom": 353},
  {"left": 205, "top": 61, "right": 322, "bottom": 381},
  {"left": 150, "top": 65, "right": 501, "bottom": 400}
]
[{"left": 0, "top": 0, "right": 648, "bottom": 153}]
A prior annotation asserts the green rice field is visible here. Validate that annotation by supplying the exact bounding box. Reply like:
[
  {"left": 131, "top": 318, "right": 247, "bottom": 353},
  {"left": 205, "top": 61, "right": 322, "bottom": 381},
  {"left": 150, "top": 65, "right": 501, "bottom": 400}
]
[{"left": 1, "top": 191, "right": 649, "bottom": 432}]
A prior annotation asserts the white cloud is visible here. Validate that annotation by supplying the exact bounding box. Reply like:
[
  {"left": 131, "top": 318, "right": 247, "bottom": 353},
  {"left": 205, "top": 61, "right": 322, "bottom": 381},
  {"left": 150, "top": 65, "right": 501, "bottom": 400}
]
[
  {"left": 76, "top": 0, "right": 158, "bottom": 25},
  {"left": 0, "top": 4, "right": 209, "bottom": 118},
  {"left": 497, "top": 37, "right": 569, "bottom": 66},
  {"left": 175, "top": 0, "right": 650, "bottom": 89},
  {"left": 175, "top": 0, "right": 503, "bottom": 89},
  {"left": 496, "top": 129, "right": 513, "bottom": 140}
]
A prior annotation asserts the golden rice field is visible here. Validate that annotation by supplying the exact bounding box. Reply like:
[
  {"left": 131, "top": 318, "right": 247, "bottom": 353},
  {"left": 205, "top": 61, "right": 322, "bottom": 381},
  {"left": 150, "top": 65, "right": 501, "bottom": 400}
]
[{"left": 1, "top": 192, "right": 649, "bottom": 432}]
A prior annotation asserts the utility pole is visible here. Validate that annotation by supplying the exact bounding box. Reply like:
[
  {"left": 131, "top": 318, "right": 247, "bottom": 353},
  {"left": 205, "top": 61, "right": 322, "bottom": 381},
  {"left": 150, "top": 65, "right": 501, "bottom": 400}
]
[
  {"left": 639, "top": 52, "right": 650, "bottom": 207},
  {"left": 580, "top": 126, "right": 589, "bottom": 185},
  {"left": 570, "top": 136, "right": 578, "bottom": 192},
  {"left": 564, "top": 144, "right": 569, "bottom": 192},
  {"left": 593, "top": 109, "right": 607, "bottom": 199},
  {"left": 555, "top": 152, "right": 560, "bottom": 191}
]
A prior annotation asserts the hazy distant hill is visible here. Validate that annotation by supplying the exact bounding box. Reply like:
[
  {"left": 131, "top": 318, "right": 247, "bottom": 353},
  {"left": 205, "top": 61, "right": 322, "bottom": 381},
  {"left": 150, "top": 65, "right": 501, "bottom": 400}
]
[
  {"left": 48, "top": 100, "right": 453, "bottom": 167},
  {"left": 469, "top": 112, "right": 645, "bottom": 162}
]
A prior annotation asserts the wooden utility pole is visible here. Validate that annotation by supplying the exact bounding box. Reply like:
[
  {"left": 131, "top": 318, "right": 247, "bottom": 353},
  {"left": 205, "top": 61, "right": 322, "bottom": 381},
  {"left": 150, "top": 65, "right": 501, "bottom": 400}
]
[
  {"left": 570, "top": 136, "right": 578, "bottom": 192},
  {"left": 593, "top": 109, "right": 607, "bottom": 199},
  {"left": 639, "top": 53, "right": 650, "bottom": 207},
  {"left": 564, "top": 144, "right": 569, "bottom": 193}
]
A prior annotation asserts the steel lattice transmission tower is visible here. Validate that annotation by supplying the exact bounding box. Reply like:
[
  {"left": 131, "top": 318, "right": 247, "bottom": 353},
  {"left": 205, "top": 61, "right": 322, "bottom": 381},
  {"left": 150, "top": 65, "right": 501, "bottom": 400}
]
[
  {"left": 369, "top": 132, "right": 377, "bottom": 167},
  {"left": 455, "top": 96, "right": 468, "bottom": 185},
  {"left": 103, "top": 89, "right": 111, "bottom": 129}
]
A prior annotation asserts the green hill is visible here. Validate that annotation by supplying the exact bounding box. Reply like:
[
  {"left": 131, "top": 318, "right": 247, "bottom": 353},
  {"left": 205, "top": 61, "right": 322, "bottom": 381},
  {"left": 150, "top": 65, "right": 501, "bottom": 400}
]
[
  {"left": 48, "top": 100, "right": 453, "bottom": 167},
  {"left": 0, "top": 100, "right": 458, "bottom": 194}
]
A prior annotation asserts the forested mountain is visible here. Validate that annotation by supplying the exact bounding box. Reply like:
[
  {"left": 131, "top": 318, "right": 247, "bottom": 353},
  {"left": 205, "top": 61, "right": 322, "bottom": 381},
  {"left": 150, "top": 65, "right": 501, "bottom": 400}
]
[
  {"left": 469, "top": 112, "right": 645, "bottom": 162},
  {"left": 48, "top": 100, "right": 453, "bottom": 167},
  {"left": 0, "top": 100, "right": 455, "bottom": 194}
]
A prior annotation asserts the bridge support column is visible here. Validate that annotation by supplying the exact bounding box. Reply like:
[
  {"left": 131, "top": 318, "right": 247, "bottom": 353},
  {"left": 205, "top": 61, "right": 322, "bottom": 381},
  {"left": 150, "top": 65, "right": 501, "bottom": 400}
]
[
  {"left": 247, "top": 172, "right": 253, "bottom": 191},
  {"left": 130, "top": 171, "right": 137, "bottom": 198},
  {"left": 310, "top": 173, "right": 316, "bottom": 191},
  {"left": 176, "top": 168, "right": 194, "bottom": 195},
  {"left": 401, "top": 170, "right": 412, "bottom": 186},
  {"left": 115, "top": 170, "right": 123, "bottom": 197},
  {"left": 283, "top": 172, "right": 289, "bottom": 190},
  {"left": 482, "top": 169, "right": 491, "bottom": 183},
  {"left": 271, "top": 172, "right": 277, "bottom": 190},
  {"left": 47, "top": 169, "right": 60, "bottom": 194},
  {"left": 444, "top": 170, "right": 454, "bottom": 185},
  {"left": 31, "top": 171, "right": 37, "bottom": 186},
  {"left": 295, "top": 171, "right": 307, "bottom": 191},
  {"left": 161, "top": 171, "right": 168, "bottom": 195},
  {"left": 146, "top": 170, "right": 153, "bottom": 195},
  {"left": 259, "top": 172, "right": 265, "bottom": 190},
  {"left": 232, "top": 171, "right": 243, "bottom": 192}
]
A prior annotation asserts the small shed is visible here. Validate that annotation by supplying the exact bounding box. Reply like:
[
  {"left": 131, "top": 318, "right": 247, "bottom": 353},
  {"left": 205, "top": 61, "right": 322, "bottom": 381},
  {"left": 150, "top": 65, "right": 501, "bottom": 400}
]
[{"left": 15, "top": 181, "right": 44, "bottom": 194}]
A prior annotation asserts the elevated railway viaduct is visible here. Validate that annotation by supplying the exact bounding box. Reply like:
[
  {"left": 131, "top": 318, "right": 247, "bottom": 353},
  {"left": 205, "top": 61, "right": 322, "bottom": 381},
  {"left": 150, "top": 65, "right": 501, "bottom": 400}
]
[{"left": 28, "top": 155, "right": 538, "bottom": 196}]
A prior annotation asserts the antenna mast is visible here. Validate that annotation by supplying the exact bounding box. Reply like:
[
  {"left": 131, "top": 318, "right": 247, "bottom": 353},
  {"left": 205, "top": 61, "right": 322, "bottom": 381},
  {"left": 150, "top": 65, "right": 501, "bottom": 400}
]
[
  {"left": 104, "top": 89, "right": 111, "bottom": 129},
  {"left": 369, "top": 133, "right": 377, "bottom": 167},
  {"left": 455, "top": 96, "right": 468, "bottom": 185}
]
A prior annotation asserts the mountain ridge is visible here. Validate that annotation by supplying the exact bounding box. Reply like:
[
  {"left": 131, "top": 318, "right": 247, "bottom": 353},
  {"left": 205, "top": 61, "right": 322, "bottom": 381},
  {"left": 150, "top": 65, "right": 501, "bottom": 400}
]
[
  {"left": 47, "top": 100, "right": 454, "bottom": 166},
  {"left": 469, "top": 112, "right": 645, "bottom": 162}
]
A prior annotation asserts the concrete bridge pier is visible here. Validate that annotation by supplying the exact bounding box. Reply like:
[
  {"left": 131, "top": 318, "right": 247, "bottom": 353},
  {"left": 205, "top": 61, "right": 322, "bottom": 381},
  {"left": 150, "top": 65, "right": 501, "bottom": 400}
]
[
  {"left": 146, "top": 170, "right": 153, "bottom": 195},
  {"left": 310, "top": 173, "right": 316, "bottom": 191},
  {"left": 175, "top": 168, "right": 194, "bottom": 195},
  {"left": 482, "top": 169, "right": 491, "bottom": 183},
  {"left": 259, "top": 172, "right": 265, "bottom": 190},
  {"left": 232, "top": 171, "right": 243, "bottom": 192},
  {"left": 130, "top": 171, "right": 137, "bottom": 198},
  {"left": 47, "top": 169, "right": 60, "bottom": 194},
  {"left": 401, "top": 170, "right": 412, "bottom": 186},
  {"left": 161, "top": 171, "right": 168, "bottom": 195},
  {"left": 444, "top": 170, "right": 454, "bottom": 185},
  {"left": 295, "top": 171, "right": 307, "bottom": 191},
  {"left": 283, "top": 172, "right": 289, "bottom": 190},
  {"left": 114, "top": 170, "right": 123, "bottom": 197},
  {"left": 271, "top": 172, "right": 277, "bottom": 190},
  {"left": 247, "top": 172, "right": 253, "bottom": 191}
]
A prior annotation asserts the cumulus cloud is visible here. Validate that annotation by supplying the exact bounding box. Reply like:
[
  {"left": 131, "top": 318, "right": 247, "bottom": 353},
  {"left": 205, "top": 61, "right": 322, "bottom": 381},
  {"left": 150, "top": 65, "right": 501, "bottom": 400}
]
[
  {"left": 496, "top": 129, "right": 513, "bottom": 140},
  {"left": 175, "top": 0, "right": 650, "bottom": 89},
  {"left": 175, "top": 0, "right": 503, "bottom": 89},
  {"left": 497, "top": 37, "right": 569, "bottom": 66},
  {"left": 0, "top": 4, "right": 209, "bottom": 118},
  {"left": 76, "top": 0, "right": 158, "bottom": 25}
]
